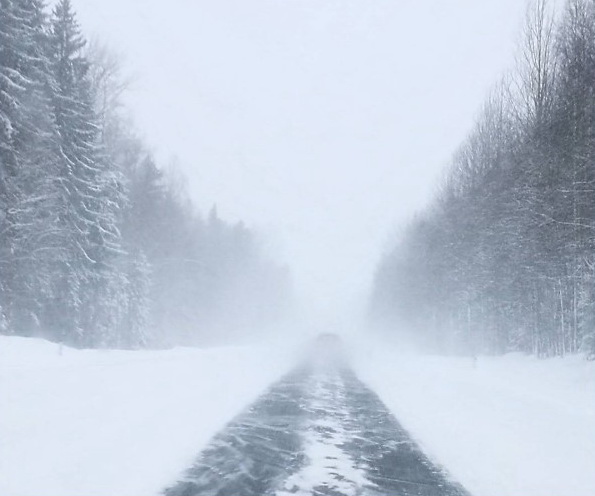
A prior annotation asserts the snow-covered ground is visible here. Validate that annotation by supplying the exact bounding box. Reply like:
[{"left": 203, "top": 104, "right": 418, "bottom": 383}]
[
  {"left": 351, "top": 340, "right": 595, "bottom": 496},
  {"left": 0, "top": 336, "right": 295, "bottom": 496},
  {"left": 3, "top": 334, "right": 594, "bottom": 496}
]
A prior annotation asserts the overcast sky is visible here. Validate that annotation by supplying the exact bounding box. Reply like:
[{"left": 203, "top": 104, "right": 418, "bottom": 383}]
[{"left": 74, "top": 0, "right": 529, "bottom": 326}]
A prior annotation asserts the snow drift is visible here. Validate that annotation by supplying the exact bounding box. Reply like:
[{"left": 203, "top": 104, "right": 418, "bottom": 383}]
[{"left": 0, "top": 336, "right": 295, "bottom": 496}]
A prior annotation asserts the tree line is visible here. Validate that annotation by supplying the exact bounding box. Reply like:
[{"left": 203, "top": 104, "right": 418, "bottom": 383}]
[
  {"left": 0, "top": 0, "right": 290, "bottom": 348},
  {"left": 370, "top": 0, "right": 595, "bottom": 358}
]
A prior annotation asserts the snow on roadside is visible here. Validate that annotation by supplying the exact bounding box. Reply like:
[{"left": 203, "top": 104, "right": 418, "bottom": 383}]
[
  {"left": 0, "top": 336, "right": 295, "bottom": 496},
  {"left": 350, "top": 339, "right": 595, "bottom": 496}
]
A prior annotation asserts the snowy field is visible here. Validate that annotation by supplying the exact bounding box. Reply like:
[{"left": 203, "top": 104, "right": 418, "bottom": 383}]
[
  {"left": 0, "top": 336, "right": 295, "bottom": 496},
  {"left": 2, "top": 335, "right": 594, "bottom": 496},
  {"left": 351, "top": 340, "right": 595, "bottom": 496}
]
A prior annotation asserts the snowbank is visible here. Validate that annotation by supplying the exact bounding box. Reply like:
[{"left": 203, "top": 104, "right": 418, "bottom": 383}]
[
  {"left": 351, "top": 340, "right": 595, "bottom": 496},
  {"left": 0, "top": 336, "right": 295, "bottom": 496}
]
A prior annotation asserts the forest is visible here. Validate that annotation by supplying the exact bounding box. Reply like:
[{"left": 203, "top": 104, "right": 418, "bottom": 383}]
[
  {"left": 371, "top": 0, "right": 595, "bottom": 358},
  {"left": 0, "top": 0, "right": 290, "bottom": 348}
]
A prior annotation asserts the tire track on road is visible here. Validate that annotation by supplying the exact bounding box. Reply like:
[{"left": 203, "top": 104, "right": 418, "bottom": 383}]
[{"left": 163, "top": 362, "right": 471, "bottom": 496}]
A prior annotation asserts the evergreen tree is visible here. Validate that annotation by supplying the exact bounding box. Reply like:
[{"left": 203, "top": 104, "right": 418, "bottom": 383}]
[
  {"left": 0, "top": 0, "right": 63, "bottom": 337},
  {"left": 1, "top": 0, "right": 290, "bottom": 348},
  {"left": 47, "top": 0, "right": 126, "bottom": 346}
]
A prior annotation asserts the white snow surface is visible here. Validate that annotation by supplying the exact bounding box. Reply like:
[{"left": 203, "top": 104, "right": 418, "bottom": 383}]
[
  {"left": 0, "top": 336, "right": 295, "bottom": 496},
  {"left": 276, "top": 369, "right": 368, "bottom": 496},
  {"left": 3, "top": 335, "right": 595, "bottom": 496},
  {"left": 350, "top": 339, "right": 595, "bottom": 496}
]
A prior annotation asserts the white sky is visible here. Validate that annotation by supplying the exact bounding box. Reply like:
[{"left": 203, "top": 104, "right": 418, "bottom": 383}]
[{"left": 74, "top": 0, "right": 528, "bottom": 325}]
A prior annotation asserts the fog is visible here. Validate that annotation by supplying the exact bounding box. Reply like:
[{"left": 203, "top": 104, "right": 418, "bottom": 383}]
[{"left": 73, "top": 0, "right": 527, "bottom": 328}]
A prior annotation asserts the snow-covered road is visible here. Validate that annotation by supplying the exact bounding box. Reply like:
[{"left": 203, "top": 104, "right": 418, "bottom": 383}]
[{"left": 164, "top": 359, "right": 470, "bottom": 496}]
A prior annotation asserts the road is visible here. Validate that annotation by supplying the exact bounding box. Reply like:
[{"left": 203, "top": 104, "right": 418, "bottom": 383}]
[{"left": 162, "top": 352, "right": 471, "bottom": 496}]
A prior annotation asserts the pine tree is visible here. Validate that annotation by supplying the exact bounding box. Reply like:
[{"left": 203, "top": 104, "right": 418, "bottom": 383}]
[
  {"left": 1, "top": 0, "right": 288, "bottom": 349},
  {"left": 0, "top": 0, "right": 26, "bottom": 333},
  {"left": 47, "top": 0, "right": 126, "bottom": 346},
  {"left": 121, "top": 249, "right": 151, "bottom": 348},
  {"left": 0, "top": 0, "right": 64, "bottom": 337}
]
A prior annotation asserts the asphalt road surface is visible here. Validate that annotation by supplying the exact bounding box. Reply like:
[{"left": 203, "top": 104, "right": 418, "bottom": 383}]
[{"left": 163, "top": 352, "right": 471, "bottom": 496}]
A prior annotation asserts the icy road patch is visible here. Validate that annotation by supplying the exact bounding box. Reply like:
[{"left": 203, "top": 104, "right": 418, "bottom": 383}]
[{"left": 276, "top": 371, "right": 369, "bottom": 495}]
